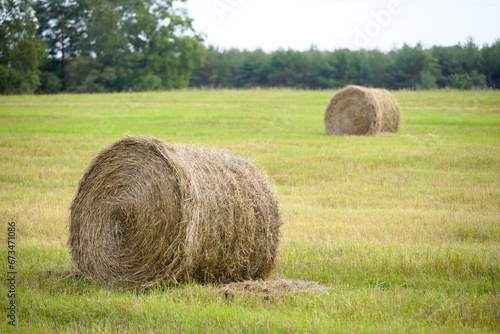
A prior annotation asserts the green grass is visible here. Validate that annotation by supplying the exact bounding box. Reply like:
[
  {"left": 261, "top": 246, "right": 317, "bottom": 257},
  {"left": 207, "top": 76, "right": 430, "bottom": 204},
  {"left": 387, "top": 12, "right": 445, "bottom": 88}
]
[{"left": 1, "top": 89, "right": 499, "bottom": 333}]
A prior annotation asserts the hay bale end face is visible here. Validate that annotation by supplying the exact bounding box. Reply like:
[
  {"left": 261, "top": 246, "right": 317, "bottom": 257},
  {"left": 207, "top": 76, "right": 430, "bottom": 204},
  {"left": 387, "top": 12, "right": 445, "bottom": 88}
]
[
  {"left": 324, "top": 85, "right": 400, "bottom": 135},
  {"left": 69, "top": 136, "right": 282, "bottom": 286}
]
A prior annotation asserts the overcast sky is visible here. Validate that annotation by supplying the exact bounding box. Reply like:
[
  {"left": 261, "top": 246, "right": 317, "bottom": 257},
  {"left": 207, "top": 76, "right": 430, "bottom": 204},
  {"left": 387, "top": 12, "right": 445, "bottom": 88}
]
[{"left": 184, "top": 0, "right": 500, "bottom": 51}]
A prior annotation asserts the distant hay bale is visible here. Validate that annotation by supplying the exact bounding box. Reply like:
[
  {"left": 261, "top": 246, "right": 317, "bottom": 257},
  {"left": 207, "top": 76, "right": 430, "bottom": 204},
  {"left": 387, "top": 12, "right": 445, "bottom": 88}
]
[
  {"left": 324, "top": 85, "right": 400, "bottom": 135},
  {"left": 69, "top": 136, "right": 282, "bottom": 286}
]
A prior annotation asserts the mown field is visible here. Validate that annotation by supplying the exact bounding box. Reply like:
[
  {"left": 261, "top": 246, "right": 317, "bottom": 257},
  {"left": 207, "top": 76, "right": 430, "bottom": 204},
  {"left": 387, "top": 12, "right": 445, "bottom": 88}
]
[{"left": 0, "top": 89, "right": 499, "bottom": 333}]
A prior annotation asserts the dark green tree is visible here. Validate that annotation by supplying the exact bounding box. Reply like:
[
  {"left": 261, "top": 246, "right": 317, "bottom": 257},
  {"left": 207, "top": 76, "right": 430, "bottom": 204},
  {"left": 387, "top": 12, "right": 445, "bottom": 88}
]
[
  {"left": 432, "top": 38, "right": 486, "bottom": 88},
  {"left": 189, "top": 46, "right": 243, "bottom": 88},
  {"left": 388, "top": 43, "right": 441, "bottom": 90},
  {"left": 189, "top": 45, "right": 218, "bottom": 87},
  {"left": 301, "top": 48, "right": 334, "bottom": 89},
  {"left": 35, "top": 0, "right": 204, "bottom": 92},
  {"left": 0, "top": 0, "right": 46, "bottom": 94},
  {"left": 268, "top": 49, "right": 308, "bottom": 88},
  {"left": 481, "top": 39, "right": 500, "bottom": 88},
  {"left": 72, "top": 0, "right": 204, "bottom": 92},
  {"left": 416, "top": 71, "right": 438, "bottom": 90},
  {"left": 237, "top": 49, "right": 270, "bottom": 88},
  {"left": 448, "top": 70, "right": 487, "bottom": 90},
  {"left": 431, "top": 45, "right": 462, "bottom": 87},
  {"left": 460, "top": 37, "right": 484, "bottom": 74},
  {"left": 326, "top": 48, "right": 359, "bottom": 88},
  {"left": 34, "top": 0, "right": 87, "bottom": 91},
  {"left": 356, "top": 49, "right": 389, "bottom": 88}
]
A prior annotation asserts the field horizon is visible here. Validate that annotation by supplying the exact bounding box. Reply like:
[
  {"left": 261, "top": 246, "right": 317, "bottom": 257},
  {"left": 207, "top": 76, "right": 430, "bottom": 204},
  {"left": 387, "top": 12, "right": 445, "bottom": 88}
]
[{"left": 0, "top": 89, "right": 499, "bottom": 333}]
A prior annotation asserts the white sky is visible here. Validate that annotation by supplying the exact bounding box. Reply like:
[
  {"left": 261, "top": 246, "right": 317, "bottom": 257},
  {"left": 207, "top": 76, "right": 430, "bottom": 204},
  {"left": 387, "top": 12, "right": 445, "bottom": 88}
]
[{"left": 184, "top": 0, "right": 500, "bottom": 51}]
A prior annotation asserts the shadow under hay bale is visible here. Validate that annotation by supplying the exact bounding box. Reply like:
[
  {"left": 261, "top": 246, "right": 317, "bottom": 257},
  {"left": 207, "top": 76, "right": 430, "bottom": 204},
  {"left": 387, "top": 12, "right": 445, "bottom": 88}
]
[
  {"left": 69, "top": 136, "right": 282, "bottom": 286},
  {"left": 324, "top": 85, "right": 400, "bottom": 135}
]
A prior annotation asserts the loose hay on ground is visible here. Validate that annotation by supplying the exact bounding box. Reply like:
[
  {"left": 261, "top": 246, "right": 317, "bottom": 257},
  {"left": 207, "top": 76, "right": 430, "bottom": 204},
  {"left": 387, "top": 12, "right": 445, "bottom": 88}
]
[
  {"left": 69, "top": 136, "right": 282, "bottom": 286},
  {"left": 324, "top": 85, "right": 400, "bottom": 135},
  {"left": 220, "top": 280, "right": 328, "bottom": 299}
]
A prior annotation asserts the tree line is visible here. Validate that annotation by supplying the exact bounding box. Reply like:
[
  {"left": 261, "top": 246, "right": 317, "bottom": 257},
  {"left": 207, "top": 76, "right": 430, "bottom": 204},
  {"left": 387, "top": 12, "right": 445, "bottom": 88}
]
[
  {"left": 189, "top": 40, "right": 500, "bottom": 90},
  {"left": 1, "top": 0, "right": 499, "bottom": 94},
  {"left": 1, "top": 0, "right": 204, "bottom": 94}
]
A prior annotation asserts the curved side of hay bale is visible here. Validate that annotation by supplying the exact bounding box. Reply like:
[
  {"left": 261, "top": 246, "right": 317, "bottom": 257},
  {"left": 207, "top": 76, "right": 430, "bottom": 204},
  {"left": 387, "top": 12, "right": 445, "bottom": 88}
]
[
  {"left": 69, "top": 136, "right": 282, "bottom": 285},
  {"left": 372, "top": 88, "right": 401, "bottom": 133},
  {"left": 324, "top": 85, "right": 400, "bottom": 135}
]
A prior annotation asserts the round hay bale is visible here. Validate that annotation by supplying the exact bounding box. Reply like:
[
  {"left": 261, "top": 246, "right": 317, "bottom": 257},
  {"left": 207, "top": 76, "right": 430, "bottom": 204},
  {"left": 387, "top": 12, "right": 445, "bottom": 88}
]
[
  {"left": 69, "top": 136, "right": 282, "bottom": 286},
  {"left": 324, "top": 85, "right": 400, "bottom": 135}
]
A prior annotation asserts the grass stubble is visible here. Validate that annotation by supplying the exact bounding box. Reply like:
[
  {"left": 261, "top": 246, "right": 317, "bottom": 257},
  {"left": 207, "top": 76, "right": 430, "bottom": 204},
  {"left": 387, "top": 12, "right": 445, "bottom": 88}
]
[{"left": 0, "top": 89, "right": 498, "bottom": 333}]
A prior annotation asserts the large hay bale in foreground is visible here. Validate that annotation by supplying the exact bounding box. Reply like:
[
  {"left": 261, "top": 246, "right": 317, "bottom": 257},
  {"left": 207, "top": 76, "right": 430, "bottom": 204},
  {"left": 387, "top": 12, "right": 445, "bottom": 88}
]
[
  {"left": 324, "top": 85, "right": 400, "bottom": 135},
  {"left": 69, "top": 136, "right": 282, "bottom": 286}
]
